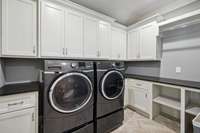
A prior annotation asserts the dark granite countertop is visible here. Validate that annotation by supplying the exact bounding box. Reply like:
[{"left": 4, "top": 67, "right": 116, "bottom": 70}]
[
  {"left": 126, "top": 74, "right": 200, "bottom": 89},
  {"left": 0, "top": 82, "right": 40, "bottom": 96}
]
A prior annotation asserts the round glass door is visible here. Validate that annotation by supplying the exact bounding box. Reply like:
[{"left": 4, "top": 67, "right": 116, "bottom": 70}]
[
  {"left": 101, "top": 70, "right": 124, "bottom": 100},
  {"left": 49, "top": 72, "right": 93, "bottom": 113}
]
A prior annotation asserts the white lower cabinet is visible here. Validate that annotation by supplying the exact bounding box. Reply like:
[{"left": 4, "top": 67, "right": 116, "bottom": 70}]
[
  {"left": 0, "top": 92, "right": 38, "bottom": 133},
  {"left": 126, "top": 79, "right": 152, "bottom": 114},
  {"left": 0, "top": 108, "right": 36, "bottom": 133},
  {"left": 130, "top": 87, "right": 149, "bottom": 113}
]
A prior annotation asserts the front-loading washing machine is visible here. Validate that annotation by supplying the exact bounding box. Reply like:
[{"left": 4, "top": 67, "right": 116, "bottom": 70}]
[
  {"left": 39, "top": 60, "right": 94, "bottom": 133},
  {"left": 95, "top": 61, "right": 125, "bottom": 133}
]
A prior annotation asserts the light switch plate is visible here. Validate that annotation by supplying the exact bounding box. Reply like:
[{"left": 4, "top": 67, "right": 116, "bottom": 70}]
[{"left": 176, "top": 67, "right": 182, "bottom": 73}]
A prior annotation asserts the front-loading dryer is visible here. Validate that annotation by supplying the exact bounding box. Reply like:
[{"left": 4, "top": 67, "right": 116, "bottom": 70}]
[
  {"left": 39, "top": 60, "right": 94, "bottom": 133},
  {"left": 95, "top": 61, "right": 125, "bottom": 133}
]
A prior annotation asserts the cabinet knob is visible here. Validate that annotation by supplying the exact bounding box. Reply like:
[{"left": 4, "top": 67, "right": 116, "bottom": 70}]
[
  {"left": 65, "top": 48, "right": 68, "bottom": 56},
  {"left": 118, "top": 54, "right": 121, "bottom": 58},
  {"left": 97, "top": 51, "right": 99, "bottom": 57},
  {"left": 32, "top": 113, "right": 35, "bottom": 122},
  {"left": 62, "top": 48, "right": 65, "bottom": 55},
  {"left": 33, "top": 46, "right": 36, "bottom": 54},
  {"left": 97, "top": 51, "right": 101, "bottom": 57}
]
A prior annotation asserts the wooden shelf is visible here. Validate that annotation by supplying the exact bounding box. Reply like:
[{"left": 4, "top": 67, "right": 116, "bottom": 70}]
[
  {"left": 186, "top": 105, "right": 200, "bottom": 116},
  {"left": 153, "top": 96, "right": 181, "bottom": 110}
]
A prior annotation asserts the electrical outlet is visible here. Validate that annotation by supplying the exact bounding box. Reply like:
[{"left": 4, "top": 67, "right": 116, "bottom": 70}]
[{"left": 176, "top": 67, "right": 182, "bottom": 73}]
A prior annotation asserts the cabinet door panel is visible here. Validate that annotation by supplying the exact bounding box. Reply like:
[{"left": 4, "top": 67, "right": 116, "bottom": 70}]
[
  {"left": 129, "top": 87, "right": 149, "bottom": 113},
  {"left": 41, "top": 2, "right": 65, "bottom": 57},
  {"left": 140, "top": 22, "right": 158, "bottom": 59},
  {"left": 84, "top": 16, "right": 98, "bottom": 58},
  {"left": 0, "top": 108, "right": 35, "bottom": 133},
  {"left": 127, "top": 30, "right": 140, "bottom": 60},
  {"left": 2, "top": 0, "right": 37, "bottom": 56},
  {"left": 111, "top": 28, "right": 121, "bottom": 59},
  {"left": 66, "top": 10, "right": 83, "bottom": 57},
  {"left": 119, "top": 31, "right": 127, "bottom": 60},
  {"left": 111, "top": 28, "right": 127, "bottom": 60},
  {"left": 98, "top": 21, "right": 111, "bottom": 59}
]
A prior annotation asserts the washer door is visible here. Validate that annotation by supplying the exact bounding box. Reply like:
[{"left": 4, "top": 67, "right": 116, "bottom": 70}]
[
  {"left": 101, "top": 70, "right": 124, "bottom": 100},
  {"left": 49, "top": 72, "right": 93, "bottom": 113}
]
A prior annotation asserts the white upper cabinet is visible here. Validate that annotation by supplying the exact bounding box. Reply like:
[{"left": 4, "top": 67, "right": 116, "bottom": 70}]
[
  {"left": 83, "top": 16, "right": 99, "bottom": 58},
  {"left": 40, "top": 1, "right": 65, "bottom": 57},
  {"left": 66, "top": 10, "right": 84, "bottom": 58},
  {"left": 127, "top": 21, "right": 160, "bottom": 61},
  {"left": 2, "top": 0, "right": 37, "bottom": 57},
  {"left": 98, "top": 21, "right": 111, "bottom": 59},
  {"left": 111, "top": 27, "right": 127, "bottom": 60},
  {"left": 127, "top": 29, "right": 140, "bottom": 60},
  {"left": 139, "top": 22, "right": 159, "bottom": 60}
]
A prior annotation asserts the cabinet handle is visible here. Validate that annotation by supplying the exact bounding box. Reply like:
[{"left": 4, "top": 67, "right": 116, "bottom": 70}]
[
  {"left": 136, "top": 83, "right": 142, "bottom": 87},
  {"left": 118, "top": 54, "right": 121, "bottom": 58},
  {"left": 97, "top": 51, "right": 101, "bottom": 57},
  {"left": 32, "top": 113, "right": 35, "bottom": 122},
  {"left": 137, "top": 53, "right": 140, "bottom": 58},
  {"left": 8, "top": 101, "right": 24, "bottom": 107},
  {"left": 33, "top": 46, "right": 36, "bottom": 54},
  {"left": 62, "top": 48, "right": 65, "bottom": 55},
  {"left": 65, "top": 48, "right": 68, "bottom": 56}
]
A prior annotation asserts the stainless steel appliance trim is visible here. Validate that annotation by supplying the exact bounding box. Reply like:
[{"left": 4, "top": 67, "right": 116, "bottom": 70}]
[
  {"left": 101, "top": 70, "right": 124, "bottom": 100},
  {"left": 49, "top": 72, "right": 93, "bottom": 113}
]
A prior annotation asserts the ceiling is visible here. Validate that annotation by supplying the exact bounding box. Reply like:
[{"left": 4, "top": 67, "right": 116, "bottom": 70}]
[{"left": 69, "top": 0, "right": 178, "bottom": 26}]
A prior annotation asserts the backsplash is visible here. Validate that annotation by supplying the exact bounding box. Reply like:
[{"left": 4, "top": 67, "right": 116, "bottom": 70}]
[{"left": 126, "top": 24, "right": 200, "bottom": 82}]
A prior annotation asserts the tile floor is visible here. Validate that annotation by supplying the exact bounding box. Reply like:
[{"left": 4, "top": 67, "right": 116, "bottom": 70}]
[{"left": 112, "top": 109, "right": 178, "bottom": 133}]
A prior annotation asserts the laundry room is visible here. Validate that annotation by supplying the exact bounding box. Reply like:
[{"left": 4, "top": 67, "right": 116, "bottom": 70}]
[{"left": 0, "top": 0, "right": 200, "bottom": 133}]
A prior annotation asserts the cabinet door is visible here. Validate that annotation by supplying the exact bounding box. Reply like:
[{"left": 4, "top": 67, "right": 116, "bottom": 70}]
[
  {"left": 41, "top": 2, "right": 65, "bottom": 57},
  {"left": 111, "top": 27, "right": 121, "bottom": 59},
  {"left": 0, "top": 108, "right": 36, "bottom": 133},
  {"left": 129, "top": 87, "right": 149, "bottom": 113},
  {"left": 140, "top": 22, "right": 158, "bottom": 60},
  {"left": 111, "top": 28, "right": 127, "bottom": 60},
  {"left": 84, "top": 16, "right": 98, "bottom": 58},
  {"left": 2, "top": 0, "right": 37, "bottom": 57},
  {"left": 120, "top": 31, "right": 127, "bottom": 60},
  {"left": 98, "top": 21, "right": 111, "bottom": 59},
  {"left": 66, "top": 10, "right": 83, "bottom": 58},
  {"left": 127, "top": 30, "right": 140, "bottom": 60}
]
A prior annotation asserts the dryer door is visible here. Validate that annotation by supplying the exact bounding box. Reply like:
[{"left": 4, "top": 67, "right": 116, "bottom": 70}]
[
  {"left": 49, "top": 72, "right": 93, "bottom": 113},
  {"left": 101, "top": 70, "right": 124, "bottom": 100}
]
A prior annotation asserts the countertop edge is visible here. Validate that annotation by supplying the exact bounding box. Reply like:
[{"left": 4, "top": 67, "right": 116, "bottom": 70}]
[{"left": 126, "top": 74, "right": 200, "bottom": 90}]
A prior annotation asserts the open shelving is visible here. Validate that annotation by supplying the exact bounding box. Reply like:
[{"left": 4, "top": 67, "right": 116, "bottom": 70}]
[
  {"left": 159, "top": 9, "right": 200, "bottom": 32},
  {"left": 153, "top": 96, "right": 181, "bottom": 111},
  {"left": 152, "top": 83, "right": 181, "bottom": 133}
]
